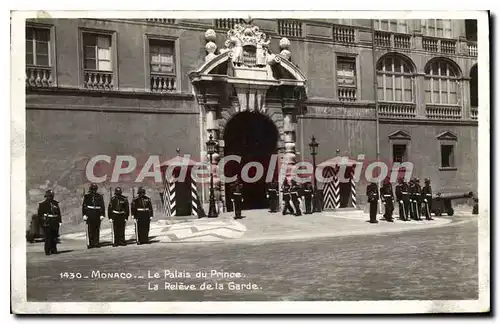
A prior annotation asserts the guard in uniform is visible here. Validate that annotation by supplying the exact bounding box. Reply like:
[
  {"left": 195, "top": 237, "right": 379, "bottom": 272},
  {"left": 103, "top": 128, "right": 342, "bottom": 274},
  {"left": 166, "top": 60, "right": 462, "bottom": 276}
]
[
  {"left": 232, "top": 180, "right": 244, "bottom": 219},
  {"left": 421, "top": 178, "right": 434, "bottom": 220},
  {"left": 395, "top": 177, "right": 409, "bottom": 221},
  {"left": 108, "top": 187, "right": 130, "bottom": 246},
  {"left": 366, "top": 182, "right": 379, "bottom": 223},
  {"left": 266, "top": 181, "right": 279, "bottom": 213},
  {"left": 132, "top": 187, "right": 153, "bottom": 244},
  {"left": 415, "top": 178, "right": 423, "bottom": 220},
  {"left": 380, "top": 178, "right": 394, "bottom": 222},
  {"left": 38, "top": 190, "right": 62, "bottom": 255},
  {"left": 409, "top": 178, "right": 421, "bottom": 220},
  {"left": 290, "top": 180, "right": 302, "bottom": 216},
  {"left": 281, "top": 180, "right": 294, "bottom": 215},
  {"left": 302, "top": 182, "right": 313, "bottom": 214},
  {"left": 82, "top": 183, "right": 105, "bottom": 248}
]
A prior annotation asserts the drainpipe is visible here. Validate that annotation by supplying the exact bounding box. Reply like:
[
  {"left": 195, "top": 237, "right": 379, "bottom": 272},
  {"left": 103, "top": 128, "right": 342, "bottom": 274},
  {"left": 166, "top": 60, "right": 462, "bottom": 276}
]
[{"left": 371, "top": 19, "right": 382, "bottom": 214}]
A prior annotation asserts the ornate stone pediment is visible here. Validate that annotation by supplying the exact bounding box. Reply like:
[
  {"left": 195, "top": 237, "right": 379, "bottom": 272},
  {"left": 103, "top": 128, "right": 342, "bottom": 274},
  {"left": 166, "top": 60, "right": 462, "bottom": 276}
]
[
  {"left": 388, "top": 130, "right": 411, "bottom": 140},
  {"left": 436, "top": 131, "right": 458, "bottom": 141}
]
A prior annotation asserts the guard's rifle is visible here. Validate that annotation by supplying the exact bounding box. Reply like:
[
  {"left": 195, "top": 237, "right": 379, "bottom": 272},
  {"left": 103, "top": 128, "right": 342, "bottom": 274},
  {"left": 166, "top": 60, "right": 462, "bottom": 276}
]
[
  {"left": 82, "top": 188, "right": 90, "bottom": 249},
  {"left": 109, "top": 186, "right": 115, "bottom": 246}
]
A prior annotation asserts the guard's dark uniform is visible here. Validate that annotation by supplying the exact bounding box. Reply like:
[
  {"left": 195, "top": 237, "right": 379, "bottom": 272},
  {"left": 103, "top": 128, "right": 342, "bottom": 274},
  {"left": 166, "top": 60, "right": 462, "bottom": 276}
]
[
  {"left": 415, "top": 179, "right": 423, "bottom": 220},
  {"left": 302, "top": 182, "right": 313, "bottom": 214},
  {"left": 421, "top": 178, "right": 434, "bottom": 220},
  {"left": 366, "top": 182, "right": 379, "bottom": 223},
  {"left": 409, "top": 180, "right": 421, "bottom": 220},
  {"left": 266, "top": 181, "right": 279, "bottom": 213},
  {"left": 108, "top": 188, "right": 130, "bottom": 246},
  {"left": 281, "top": 181, "right": 294, "bottom": 215},
  {"left": 82, "top": 184, "right": 105, "bottom": 248},
  {"left": 395, "top": 179, "right": 410, "bottom": 221},
  {"left": 132, "top": 188, "right": 153, "bottom": 244},
  {"left": 290, "top": 181, "right": 302, "bottom": 216},
  {"left": 380, "top": 180, "right": 394, "bottom": 222},
  {"left": 37, "top": 190, "right": 61, "bottom": 255},
  {"left": 232, "top": 181, "right": 244, "bottom": 219}
]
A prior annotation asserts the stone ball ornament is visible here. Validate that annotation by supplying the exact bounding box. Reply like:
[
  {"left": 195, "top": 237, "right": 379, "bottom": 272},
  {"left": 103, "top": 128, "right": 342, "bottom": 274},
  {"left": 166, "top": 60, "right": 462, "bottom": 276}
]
[
  {"left": 204, "top": 29, "right": 217, "bottom": 42},
  {"left": 280, "top": 49, "right": 291, "bottom": 61},
  {"left": 279, "top": 37, "right": 291, "bottom": 49},
  {"left": 205, "top": 41, "right": 217, "bottom": 54}
]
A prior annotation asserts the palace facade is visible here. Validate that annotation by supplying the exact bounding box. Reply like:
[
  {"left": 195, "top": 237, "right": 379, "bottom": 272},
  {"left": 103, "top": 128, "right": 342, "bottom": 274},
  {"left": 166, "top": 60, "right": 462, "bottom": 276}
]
[{"left": 25, "top": 18, "right": 479, "bottom": 220}]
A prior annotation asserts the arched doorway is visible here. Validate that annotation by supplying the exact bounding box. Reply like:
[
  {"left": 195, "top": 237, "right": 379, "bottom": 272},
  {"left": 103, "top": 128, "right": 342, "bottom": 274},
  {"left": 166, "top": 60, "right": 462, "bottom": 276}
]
[
  {"left": 223, "top": 111, "right": 279, "bottom": 211},
  {"left": 470, "top": 64, "right": 478, "bottom": 107}
]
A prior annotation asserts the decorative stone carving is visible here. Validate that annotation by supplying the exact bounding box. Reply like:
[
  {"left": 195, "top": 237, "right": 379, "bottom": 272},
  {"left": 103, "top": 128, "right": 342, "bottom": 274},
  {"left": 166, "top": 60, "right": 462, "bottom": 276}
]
[
  {"left": 280, "top": 49, "right": 291, "bottom": 61},
  {"left": 205, "top": 41, "right": 217, "bottom": 62},
  {"left": 223, "top": 23, "right": 270, "bottom": 68},
  {"left": 205, "top": 29, "right": 217, "bottom": 42},
  {"left": 279, "top": 37, "right": 291, "bottom": 49}
]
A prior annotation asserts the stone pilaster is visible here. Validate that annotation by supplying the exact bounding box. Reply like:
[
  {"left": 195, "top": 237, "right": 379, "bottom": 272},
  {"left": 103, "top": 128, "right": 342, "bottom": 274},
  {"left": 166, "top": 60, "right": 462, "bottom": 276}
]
[{"left": 415, "top": 73, "right": 426, "bottom": 118}]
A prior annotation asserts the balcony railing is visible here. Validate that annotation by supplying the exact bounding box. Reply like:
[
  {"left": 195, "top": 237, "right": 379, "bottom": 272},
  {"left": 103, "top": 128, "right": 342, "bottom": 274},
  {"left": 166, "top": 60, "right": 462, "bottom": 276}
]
[
  {"left": 214, "top": 18, "right": 244, "bottom": 30},
  {"left": 277, "top": 19, "right": 303, "bottom": 37},
  {"left": 441, "top": 40, "right": 457, "bottom": 54},
  {"left": 337, "top": 86, "right": 356, "bottom": 101},
  {"left": 379, "top": 103, "right": 416, "bottom": 119},
  {"left": 332, "top": 25, "right": 355, "bottom": 44},
  {"left": 467, "top": 42, "right": 478, "bottom": 56},
  {"left": 374, "top": 30, "right": 391, "bottom": 47},
  {"left": 471, "top": 107, "right": 478, "bottom": 120},
  {"left": 374, "top": 31, "right": 411, "bottom": 49},
  {"left": 422, "top": 37, "right": 439, "bottom": 52},
  {"left": 393, "top": 33, "right": 411, "bottom": 49},
  {"left": 83, "top": 70, "right": 113, "bottom": 90},
  {"left": 425, "top": 104, "right": 462, "bottom": 120},
  {"left": 26, "top": 66, "right": 53, "bottom": 88},
  {"left": 146, "top": 18, "right": 176, "bottom": 24},
  {"left": 151, "top": 73, "right": 177, "bottom": 92}
]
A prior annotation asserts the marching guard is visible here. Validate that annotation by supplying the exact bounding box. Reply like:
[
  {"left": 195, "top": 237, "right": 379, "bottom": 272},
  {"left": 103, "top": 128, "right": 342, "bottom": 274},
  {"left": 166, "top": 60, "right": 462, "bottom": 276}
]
[
  {"left": 82, "top": 183, "right": 105, "bottom": 248},
  {"left": 38, "top": 190, "right": 62, "bottom": 255},
  {"left": 290, "top": 180, "right": 302, "bottom": 216},
  {"left": 281, "top": 180, "right": 294, "bottom": 215},
  {"left": 266, "top": 181, "right": 279, "bottom": 213},
  {"left": 421, "top": 178, "right": 434, "bottom": 220},
  {"left": 395, "top": 177, "right": 410, "bottom": 221},
  {"left": 232, "top": 180, "right": 244, "bottom": 219},
  {"left": 366, "top": 181, "right": 379, "bottom": 224},
  {"left": 131, "top": 187, "right": 153, "bottom": 244},
  {"left": 302, "top": 182, "right": 314, "bottom": 214},
  {"left": 380, "top": 178, "right": 394, "bottom": 222},
  {"left": 108, "top": 187, "right": 130, "bottom": 246}
]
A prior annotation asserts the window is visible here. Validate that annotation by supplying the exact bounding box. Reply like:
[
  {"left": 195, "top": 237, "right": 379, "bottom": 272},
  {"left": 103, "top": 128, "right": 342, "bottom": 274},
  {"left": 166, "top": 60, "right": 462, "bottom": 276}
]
[
  {"left": 337, "top": 57, "right": 356, "bottom": 87},
  {"left": 26, "top": 27, "right": 50, "bottom": 66},
  {"left": 440, "top": 144, "right": 455, "bottom": 168},
  {"left": 376, "top": 20, "right": 408, "bottom": 33},
  {"left": 465, "top": 19, "right": 477, "bottom": 41},
  {"left": 424, "top": 60, "right": 461, "bottom": 105},
  {"left": 83, "top": 33, "right": 112, "bottom": 71},
  {"left": 470, "top": 65, "right": 478, "bottom": 107},
  {"left": 377, "top": 56, "right": 414, "bottom": 102},
  {"left": 393, "top": 144, "right": 407, "bottom": 163},
  {"left": 422, "top": 19, "right": 452, "bottom": 38},
  {"left": 149, "top": 39, "right": 175, "bottom": 75}
]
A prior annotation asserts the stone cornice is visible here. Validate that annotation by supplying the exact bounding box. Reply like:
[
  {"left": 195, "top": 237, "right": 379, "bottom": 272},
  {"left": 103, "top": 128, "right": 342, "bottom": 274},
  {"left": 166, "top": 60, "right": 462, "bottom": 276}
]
[{"left": 26, "top": 86, "right": 195, "bottom": 101}]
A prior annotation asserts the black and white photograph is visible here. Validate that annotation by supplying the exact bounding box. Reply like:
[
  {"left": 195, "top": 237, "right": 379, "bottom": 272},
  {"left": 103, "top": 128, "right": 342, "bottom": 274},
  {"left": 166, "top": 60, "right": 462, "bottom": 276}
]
[{"left": 10, "top": 10, "right": 489, "bottom": 314}]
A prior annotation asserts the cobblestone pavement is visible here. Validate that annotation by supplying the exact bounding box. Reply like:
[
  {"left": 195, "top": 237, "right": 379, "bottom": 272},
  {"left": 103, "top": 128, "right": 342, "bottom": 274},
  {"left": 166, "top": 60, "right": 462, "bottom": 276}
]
[{"left": 26, "top": 216, "right": 478, "bottom": 302}]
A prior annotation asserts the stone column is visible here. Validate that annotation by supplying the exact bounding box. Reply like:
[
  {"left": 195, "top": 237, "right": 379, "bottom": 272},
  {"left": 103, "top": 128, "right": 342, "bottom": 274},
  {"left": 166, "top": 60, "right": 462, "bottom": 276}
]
[
  {"left": 415, "top": 72, "right": 426, "bottom": 118},
  {"left": 204, "top": 103, "right": 221, "bottom": 210},
  {"left": 462, "top": 78, "right": 471, "bottom": 119},
  {"left": 282, "top": 107, "right": 297, "bottom": 180}
]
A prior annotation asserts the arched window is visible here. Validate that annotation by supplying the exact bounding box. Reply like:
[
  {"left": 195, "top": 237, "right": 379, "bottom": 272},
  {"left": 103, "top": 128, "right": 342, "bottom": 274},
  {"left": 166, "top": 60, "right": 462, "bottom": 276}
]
[
  {"left": 376, "top": 55, "right": 415, "bottom": 102},
  {"left": 470, "top": 64, "right": 478, "bottom": 107},
  {"left": 424, "top": 59, "right": 461, "bottom": 105}
]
